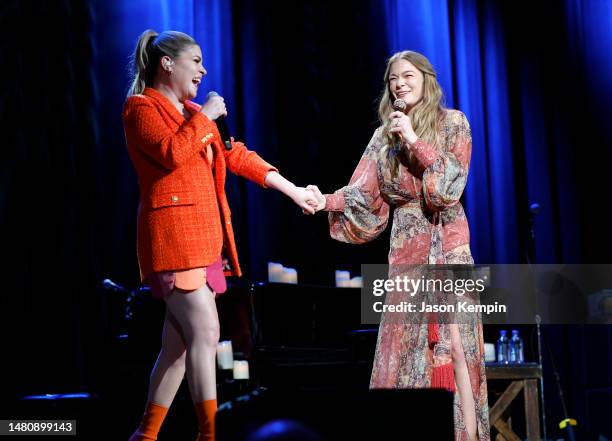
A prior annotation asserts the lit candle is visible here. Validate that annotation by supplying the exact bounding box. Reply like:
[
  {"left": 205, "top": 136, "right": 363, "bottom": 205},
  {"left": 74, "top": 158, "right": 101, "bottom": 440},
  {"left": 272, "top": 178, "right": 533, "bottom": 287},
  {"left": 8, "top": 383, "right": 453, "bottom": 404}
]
[
  {"left": 335, "top": 270, "right": 350, "bottom": 287},
  {"left": 233, "top": 360, "right": 249, "bottom": 380},
  {"left": 277, "top": 268, "right": 288, "bottom": 284},
  {"left": 286, "top": 268, "right": 298, "bottom": 284},
  {"left": 216, "top": 341, "right": 234, "bottom": 370},
  {"left": 350, "top": 276, "right": 363, "bottom": 288},
  {"left": 268, "top": 262, "right": 284, "bottom": 283},
  {"left": 484, "top": 343, "right": 496, "bottom": 362}
]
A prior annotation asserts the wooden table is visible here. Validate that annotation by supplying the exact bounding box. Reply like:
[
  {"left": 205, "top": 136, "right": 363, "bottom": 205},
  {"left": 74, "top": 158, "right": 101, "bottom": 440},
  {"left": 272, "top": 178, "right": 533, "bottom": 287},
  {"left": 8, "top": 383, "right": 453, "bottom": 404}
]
[{"left": 486, "top": 363, "right": 542, "bottom": 441}]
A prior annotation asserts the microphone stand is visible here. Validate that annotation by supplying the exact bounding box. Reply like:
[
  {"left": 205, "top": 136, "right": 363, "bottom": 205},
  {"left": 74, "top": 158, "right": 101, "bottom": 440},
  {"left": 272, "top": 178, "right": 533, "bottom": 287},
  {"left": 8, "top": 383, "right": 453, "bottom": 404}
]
[
  {"left": 542, "top": 325, "right": 577, "bottom": 441},
  {"left": 528, "top": 204, "right": 577, "bottom": 441},
  {"left": 535, "top": 314, "right": 548, "bottom": 441},
  {"left": 526, "top": 203, "right": 548, "bottom": 441}
]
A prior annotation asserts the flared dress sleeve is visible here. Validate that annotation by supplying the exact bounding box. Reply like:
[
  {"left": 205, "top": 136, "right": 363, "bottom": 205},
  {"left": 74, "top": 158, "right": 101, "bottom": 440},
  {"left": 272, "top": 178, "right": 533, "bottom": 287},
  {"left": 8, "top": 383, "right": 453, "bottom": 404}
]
[
  {"left": 410, "top": 110, "right": 472, "bottom": 211},
  {"left": 324, "top": 129, "right": 390, "bottom": 244}
]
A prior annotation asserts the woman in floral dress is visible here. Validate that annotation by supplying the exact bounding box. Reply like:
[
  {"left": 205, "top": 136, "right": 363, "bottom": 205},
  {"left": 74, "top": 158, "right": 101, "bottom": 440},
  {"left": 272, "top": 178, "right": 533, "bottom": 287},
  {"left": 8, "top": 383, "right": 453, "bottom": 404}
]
[{"left": 309, "top": 51, "right": 489, "bottom": 441}]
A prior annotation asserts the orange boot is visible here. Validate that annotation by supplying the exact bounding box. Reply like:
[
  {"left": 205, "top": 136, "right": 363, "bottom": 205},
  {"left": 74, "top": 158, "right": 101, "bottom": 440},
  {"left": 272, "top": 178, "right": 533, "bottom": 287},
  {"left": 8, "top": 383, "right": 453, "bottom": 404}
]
[
  {"left": 194, "top": 399, "right": 217, "bottom": 441},
  {"left": 128, "top": 402, "right": 169, "bottom": 441}
]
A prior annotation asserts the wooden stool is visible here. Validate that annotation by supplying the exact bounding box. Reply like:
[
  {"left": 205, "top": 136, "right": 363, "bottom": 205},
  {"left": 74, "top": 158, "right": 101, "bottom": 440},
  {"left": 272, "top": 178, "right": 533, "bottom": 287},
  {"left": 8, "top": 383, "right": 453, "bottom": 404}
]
[{"left": 486, "top": 363, "right": 542, "bottom": 441}]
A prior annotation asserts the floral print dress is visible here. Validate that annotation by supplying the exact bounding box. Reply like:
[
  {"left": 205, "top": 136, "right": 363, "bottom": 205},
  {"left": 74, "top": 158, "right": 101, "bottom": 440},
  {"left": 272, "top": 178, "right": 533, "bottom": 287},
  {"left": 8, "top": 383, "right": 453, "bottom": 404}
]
[{"left": 324, "top": 109, "right": 490, "bottom": 441}]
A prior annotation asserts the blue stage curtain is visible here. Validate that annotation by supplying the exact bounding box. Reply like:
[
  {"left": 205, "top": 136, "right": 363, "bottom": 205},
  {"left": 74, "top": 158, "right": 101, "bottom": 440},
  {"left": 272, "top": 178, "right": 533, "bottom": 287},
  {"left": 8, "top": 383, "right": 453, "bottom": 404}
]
[
  {"left": 381, "top": 0, "right": 612, "bottom": 265},
  {"left": 383, "top": 0, "right": 519, "bottom": 264},
  {"left": 234, "top": 1, "right": 285, "bottom": 278}
]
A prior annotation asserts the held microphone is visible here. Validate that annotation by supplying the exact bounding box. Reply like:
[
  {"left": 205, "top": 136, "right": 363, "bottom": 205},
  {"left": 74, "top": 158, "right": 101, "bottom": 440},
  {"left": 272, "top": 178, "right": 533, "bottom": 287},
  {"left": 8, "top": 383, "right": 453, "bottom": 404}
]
[
  {"left": 393, "top": 98, "right": 407, "bottom": 111},
  {"left": 391, "top": 98, "right": 407, "bottom": 146},
  {"left": 206, "top": 91, "right": 232, "bottom": 150}
]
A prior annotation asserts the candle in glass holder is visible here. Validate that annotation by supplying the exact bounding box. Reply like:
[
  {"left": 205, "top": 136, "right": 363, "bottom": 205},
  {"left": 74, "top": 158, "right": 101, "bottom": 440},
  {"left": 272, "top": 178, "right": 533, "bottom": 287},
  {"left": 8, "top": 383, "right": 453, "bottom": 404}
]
[
  {"left": 233, "top": 360, "right": 249, "bottom": 380},
  {"left": 216, "top": 340, "right": 234, "bottom": 370},
  {"left": 350, "top": 276, "right": 363, "bottom": 288},
  {"left": 286, "top": 268, "right": 298, "bottom": 284},
  {"left": 268, "top": 262, "right": 284, "bottom": 283},
  {"left": 335, "top": 270, "right": 350, "bottom": 287},
  {"left": 484, "top": 343, "right": 496, "bottom": 362},
  {"left": 278, "top": 267, "right": 293, "bottom": 284}
]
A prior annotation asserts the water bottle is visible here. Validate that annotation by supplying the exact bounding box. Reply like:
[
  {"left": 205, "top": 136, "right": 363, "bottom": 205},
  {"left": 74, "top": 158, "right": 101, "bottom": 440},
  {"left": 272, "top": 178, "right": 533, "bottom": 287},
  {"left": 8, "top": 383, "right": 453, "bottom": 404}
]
[
  {"left": 497, "top": 330, "right": 509, "bottom": 364},
  {"left": 509, "top": 329, "right": 524, "bottom": 363}
]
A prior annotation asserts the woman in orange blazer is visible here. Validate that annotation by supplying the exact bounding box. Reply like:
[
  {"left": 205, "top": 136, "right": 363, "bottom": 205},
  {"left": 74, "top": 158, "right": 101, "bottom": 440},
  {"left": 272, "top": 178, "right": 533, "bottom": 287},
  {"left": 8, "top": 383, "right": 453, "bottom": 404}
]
[{"left": 123, "top": 30, "right": 318, "bottom": 441}]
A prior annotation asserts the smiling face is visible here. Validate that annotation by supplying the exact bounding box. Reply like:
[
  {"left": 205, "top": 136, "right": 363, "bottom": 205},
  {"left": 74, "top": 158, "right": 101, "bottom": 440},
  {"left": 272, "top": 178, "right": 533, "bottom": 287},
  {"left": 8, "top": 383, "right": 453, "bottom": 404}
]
[
  {"left": 164, "top": 44, "right": 206, "bottom": 101},
  {"left": 388, "top": 59, "right": 424, "bottom": 111}
]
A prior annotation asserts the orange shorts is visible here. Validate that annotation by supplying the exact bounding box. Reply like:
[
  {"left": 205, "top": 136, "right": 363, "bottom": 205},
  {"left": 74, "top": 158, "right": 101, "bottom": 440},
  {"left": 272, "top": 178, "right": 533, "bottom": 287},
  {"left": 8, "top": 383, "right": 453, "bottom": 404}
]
[{"left": 145, "top": 257, "right": 226, "bottom": 299}]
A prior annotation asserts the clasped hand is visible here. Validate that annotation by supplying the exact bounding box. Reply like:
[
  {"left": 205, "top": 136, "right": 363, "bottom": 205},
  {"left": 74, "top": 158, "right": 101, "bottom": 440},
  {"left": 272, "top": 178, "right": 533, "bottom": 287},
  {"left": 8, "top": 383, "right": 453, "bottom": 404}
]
[{"left": 291, "top": 185, "right": 325, "bottom": 215}]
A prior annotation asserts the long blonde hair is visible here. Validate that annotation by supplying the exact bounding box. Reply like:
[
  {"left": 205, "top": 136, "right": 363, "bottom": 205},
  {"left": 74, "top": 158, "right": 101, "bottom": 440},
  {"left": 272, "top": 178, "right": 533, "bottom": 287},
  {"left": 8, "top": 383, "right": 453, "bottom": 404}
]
[
  {"left": 379, "top": 51, "right": 446, "bottom": 177},
  {"left": 127, "top": 29, "right": 196, "bottom": 96}
]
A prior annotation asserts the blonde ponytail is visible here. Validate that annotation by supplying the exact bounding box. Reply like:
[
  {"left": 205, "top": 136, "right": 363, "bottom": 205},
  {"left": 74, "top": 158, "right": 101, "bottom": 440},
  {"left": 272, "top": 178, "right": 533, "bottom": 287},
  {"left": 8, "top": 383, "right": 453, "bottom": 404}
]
[{"left": 127, "top": 29, "right": 158, "bottom": 96}]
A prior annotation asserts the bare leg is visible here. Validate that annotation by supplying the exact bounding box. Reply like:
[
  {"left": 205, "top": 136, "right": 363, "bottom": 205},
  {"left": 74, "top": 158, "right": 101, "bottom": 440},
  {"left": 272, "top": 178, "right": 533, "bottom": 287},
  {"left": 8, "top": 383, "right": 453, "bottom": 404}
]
[
  {"left": 129, "top": 311, "right": 186, "bottom": 440},
  {"left": 147, "top": 310, "right": 187, "bottom": 407},
  {"left": 450, "top": 324, "right": 477, "bottom": 441},
  {"left": 163, "top": 285, "right": 219, "bottom": 402}
]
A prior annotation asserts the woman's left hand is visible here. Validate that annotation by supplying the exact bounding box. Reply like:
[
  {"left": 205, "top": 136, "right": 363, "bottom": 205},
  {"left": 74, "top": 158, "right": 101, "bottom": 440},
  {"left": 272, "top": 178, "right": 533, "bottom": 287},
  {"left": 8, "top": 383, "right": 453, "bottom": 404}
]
[{"left": 389, "top": 111, "right": 418, "bottom": 145}]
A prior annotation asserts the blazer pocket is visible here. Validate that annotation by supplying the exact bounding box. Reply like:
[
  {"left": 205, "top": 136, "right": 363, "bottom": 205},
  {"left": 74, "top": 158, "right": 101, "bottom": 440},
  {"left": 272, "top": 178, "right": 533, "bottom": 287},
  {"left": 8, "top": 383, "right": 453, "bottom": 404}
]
[{"left": 151, "top": 191, "right": 195, "bottom": 209}]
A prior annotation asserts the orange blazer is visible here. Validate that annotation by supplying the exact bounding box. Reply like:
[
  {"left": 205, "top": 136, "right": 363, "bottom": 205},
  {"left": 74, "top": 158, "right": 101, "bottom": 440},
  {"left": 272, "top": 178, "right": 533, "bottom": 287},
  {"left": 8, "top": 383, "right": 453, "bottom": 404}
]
[{"left": 122, "top": 87, "right": 276, "bottom": 281}]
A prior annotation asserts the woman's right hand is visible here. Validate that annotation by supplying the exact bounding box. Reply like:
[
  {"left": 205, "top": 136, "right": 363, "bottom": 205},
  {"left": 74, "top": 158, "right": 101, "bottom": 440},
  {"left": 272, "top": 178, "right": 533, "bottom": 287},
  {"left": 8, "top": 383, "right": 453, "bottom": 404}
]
[
  {"left": 200, "top": 94, "right": 227, "bottom": 120},
  {"left": 306, "top": 185, "right": 326, "bottom": 212}
]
